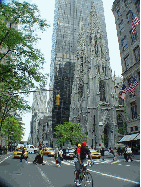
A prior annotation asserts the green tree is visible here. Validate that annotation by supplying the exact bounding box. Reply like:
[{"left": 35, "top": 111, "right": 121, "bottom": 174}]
[
  {"left": 0, "top": 0, "right": 50, "bottom": 127},
  {"left": 54, "top": 122, "right": 87, "bottom": 146},
  {"left": 1, "top": 115, "right": 25, "bottom": 144}
]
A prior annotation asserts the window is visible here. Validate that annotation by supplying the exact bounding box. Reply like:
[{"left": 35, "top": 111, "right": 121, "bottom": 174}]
[
  {"left": 134, "top": 126, "right": 138, "bottom": 131},
  {"left": 119, "top": 20, "right": 124, "bottom": 34},
  {"left": 134, "top": 46, "right": 140, "bottom": 63},
  {"left": 134, "top": 0, "right": 140, "bottom": 12},
  {"left": 126, "top": 11, "right": 132, "bottom": 23},
  {"left": 137, "top": 71, "right": 140, "bottom": 81},
  {"left": 117, "top": 8, "right": 121, "bottom": 17},
  {"left": 130, "top": 29, "right": 138, "bottom": 42},
  {"left": 130, "top": 127, "right": 133, "bottom": 132},
  {"left": 99, "top": 80, "right": 106, "bottom": 102},
  {"left": 122, "top": 36, "right": 128, "bottom": 50},
  {"left": 124, "top": 0, "right": 128, "bottom": 6},
  {"left": 130, "top": 101, "right": 137, "bottom": 119},
  {"left": 124, "top": 55, "right": 131, "bottom": 70}
]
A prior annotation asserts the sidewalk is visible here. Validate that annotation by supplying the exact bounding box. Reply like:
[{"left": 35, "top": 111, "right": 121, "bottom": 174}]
[
  {"left": 0, "top": 151, "right": 13, "bottom": 161},
  {"left": 104, "top": 153, "right": 140, "bottom": 160}
]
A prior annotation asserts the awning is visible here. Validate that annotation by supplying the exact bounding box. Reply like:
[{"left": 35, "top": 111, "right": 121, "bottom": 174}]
[
  {"left": 134, "top": 134, "right": 140, "bottom": 140},
  {"left": 118, "top": 133, "right": 139, "bottom": 142}
]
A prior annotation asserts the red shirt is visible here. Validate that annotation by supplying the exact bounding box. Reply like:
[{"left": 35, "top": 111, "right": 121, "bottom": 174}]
[{"left": 76, "top": 147, "right": 81, "bottom": 155}]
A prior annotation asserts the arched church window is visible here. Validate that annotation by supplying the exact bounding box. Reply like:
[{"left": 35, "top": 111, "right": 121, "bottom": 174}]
[
  {"left": 99, "top": 80, "right": 106, "bottom": 101},
  {"left": 95, "top": 36, "right": 98, "bottom": 54}
]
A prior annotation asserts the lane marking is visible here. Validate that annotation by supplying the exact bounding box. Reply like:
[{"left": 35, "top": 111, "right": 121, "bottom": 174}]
[
  {"left": 87, "top": 169, "right": 140, "bottom": 184},
  {"left": 36, "top": 165, "right": 54, "bottom": 187},
  {"left": 0, "top": 155, "right": 13, "bottom": 164}
]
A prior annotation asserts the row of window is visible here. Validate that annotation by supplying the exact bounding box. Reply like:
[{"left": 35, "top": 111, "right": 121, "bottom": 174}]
[
  {"left": 117, "top": 0, "right": 140, "bottom": 16},
  {"left": 123, "top": 45, "right": 140, "bottom": 71}
]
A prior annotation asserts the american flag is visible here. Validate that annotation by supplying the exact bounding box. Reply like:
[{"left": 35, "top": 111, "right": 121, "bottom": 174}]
[
  {"left": 128, "top": 78, "right": 139, "bottom": 93},
  {"left": 120, "top": 84, "right": 128, "bottom": 100},
  {"left": 131, "top": 11, "right": 140, "bottom": 34}
]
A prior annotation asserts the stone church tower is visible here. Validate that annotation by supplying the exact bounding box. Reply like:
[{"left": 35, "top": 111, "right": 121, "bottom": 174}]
[{"left": 69, "top": 2, "right": 117, "bottom": 149}]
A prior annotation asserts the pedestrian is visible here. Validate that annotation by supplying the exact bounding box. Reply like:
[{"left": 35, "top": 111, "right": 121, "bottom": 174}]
[
  {"left": 20, "top": 147, "right": 25, "bottom": 162},
  {"left": 40, "top": 148, "right": 44, "bottom": 164},
  {"left": 100, "top": 147, "right": 104, "bottom": 160},
  {"left": 126, "top": 146, "right": 133, "bottom": 162},
  {"left": 109, "top": 147, "right": 115, "bottom": 161},
  {"left": 59, "top": 148, "right": 63, "bottom": 161},
  {"left": 62, "top": 147, "right": 66, "bottom": 160},
  {"left": 54, "top": 146, "right": 59, "bottom": 164}
]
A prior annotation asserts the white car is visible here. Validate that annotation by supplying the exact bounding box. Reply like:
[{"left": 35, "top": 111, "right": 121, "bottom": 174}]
[{"left": 25, "top": 145, "right": 39, "bottom": 154}]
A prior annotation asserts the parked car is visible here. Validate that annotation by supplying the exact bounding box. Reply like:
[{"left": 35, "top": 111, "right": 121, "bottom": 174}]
[
  {"left": 89, "top": 149, "right": 101, "bottom": 159},
  {"left": 64, "top": 148, "right": 75, "bottom": 159},
  {"left": 14, "top": 148, "right": 28, "bottom": 159}
]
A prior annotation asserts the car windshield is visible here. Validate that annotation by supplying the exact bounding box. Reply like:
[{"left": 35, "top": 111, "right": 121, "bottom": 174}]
[
  {"left": 15, "top": 149, "right": 27, "bottom": 152},
  {"left": 90, "top": 149, "right": 97, "bottom": 152},
  {"left": 15, "top": 149, "right": 22, "bottom": 152}
]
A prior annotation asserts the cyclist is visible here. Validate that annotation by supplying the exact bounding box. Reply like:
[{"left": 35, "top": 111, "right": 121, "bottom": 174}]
[{"left": 75, "top": 142, "right": 93, "bottom": 186}]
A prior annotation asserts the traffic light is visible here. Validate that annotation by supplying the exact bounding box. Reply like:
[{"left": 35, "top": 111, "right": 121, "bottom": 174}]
[{"left": 56, "top": 94, "right": 60, "bottom": 105}]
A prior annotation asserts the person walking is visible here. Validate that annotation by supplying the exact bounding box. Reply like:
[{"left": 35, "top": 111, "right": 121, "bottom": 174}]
[
  {"left": 59, "top": 148, "right": 63, "bottom": 161},
  {"left": 126, "top": 146, "right": 133, "bottom": 162},
  {"left": 100, "top": 147, "right": 104, "bottom": 160},
  {"left": 109, "top": 147, "right": 115, "bottom": 161},
  {"left": 62, "top": 147, "right": 66, "bottom": 160},
  {"left": 54, "top": 146, "right": 59, "bottom": 165},
  {"left": 20, "top": 147, "right": 25, "bottom": 162},
  {"left": 40, "top": 148, "right": 44, "bottom": 164}
]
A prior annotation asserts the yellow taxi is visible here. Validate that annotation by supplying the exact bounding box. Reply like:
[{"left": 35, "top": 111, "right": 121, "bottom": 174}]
[
  {"left": 90, "top": 149, "right": 101, "bottom": 159},
  {"left": 42, "top": 147, "right": 54, "bottom": 155},
  {"left": 14, "top": 148, "right": 28, "bottom": 159}
]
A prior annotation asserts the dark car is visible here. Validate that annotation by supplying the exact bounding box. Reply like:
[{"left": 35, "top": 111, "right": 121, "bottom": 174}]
[{"left": 64, "top": 148, "right": 75, "bottom": 159}]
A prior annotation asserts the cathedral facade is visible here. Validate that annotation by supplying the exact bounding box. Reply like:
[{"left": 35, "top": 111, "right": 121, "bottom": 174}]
[{"left": 69, "top": 2, "right": 118, "bottom": 149}]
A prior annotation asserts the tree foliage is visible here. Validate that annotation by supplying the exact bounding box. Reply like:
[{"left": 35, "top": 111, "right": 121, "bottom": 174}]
[
  {"left": 1, "top": 115, "right": 25, "bottom": 143},
  {"left": 0, "top": 0, "right": 50, "bottom": 126},
  {"left": 54, "top": 122, "right": 87, "bottom": 146}
]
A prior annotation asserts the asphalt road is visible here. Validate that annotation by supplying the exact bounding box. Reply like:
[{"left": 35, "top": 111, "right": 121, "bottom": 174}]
[{"left": 0, "top": 152, "right": 140, "bottom": 187}]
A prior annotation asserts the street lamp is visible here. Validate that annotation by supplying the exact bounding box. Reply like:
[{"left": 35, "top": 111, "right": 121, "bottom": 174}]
[{"left": 93, "top": 115, "right": 97, "bottom": 150}]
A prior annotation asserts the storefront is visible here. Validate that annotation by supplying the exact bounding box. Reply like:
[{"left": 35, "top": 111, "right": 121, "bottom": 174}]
[{"left": 118, "top": 133, "right": 140, "bottom": 154}]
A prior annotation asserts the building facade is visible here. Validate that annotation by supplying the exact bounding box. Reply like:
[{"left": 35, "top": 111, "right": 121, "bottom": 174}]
[
  {"left": 30, "top": 90, "right": 48, "bottom": 146},
  {"left": 69, "top": 1, "right": 124, "bottom": 149},
  {"left": 112, "top": 0, "right": 140, "bottom": 136}
]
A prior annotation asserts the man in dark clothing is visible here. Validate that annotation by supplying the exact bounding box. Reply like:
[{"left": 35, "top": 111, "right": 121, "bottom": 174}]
[
  {"left": 100, "top": 147, "right": 104, "bottom": 160},
  {"left": 20, "top": 147, "right": 25, "bottom": 162},
  {"left": 62, "top": 147, "right": 66, "bottom": 160},
  {"left": 75, "top": 142, "right": 92, "bottom": 186}
]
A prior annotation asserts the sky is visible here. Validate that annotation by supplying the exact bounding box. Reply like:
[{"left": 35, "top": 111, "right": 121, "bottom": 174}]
[{"left": 14, "top": 0, "right": 122, "bottom": 141}]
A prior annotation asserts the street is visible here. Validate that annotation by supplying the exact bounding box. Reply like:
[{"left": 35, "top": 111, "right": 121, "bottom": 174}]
[{"left": 0, "top": 152, "right": 140, "bottom": 187}]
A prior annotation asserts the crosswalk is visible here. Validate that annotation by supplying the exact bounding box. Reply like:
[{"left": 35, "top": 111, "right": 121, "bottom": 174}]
[{"left": 20, "top": 158, "right": 140, "bottom": 167}]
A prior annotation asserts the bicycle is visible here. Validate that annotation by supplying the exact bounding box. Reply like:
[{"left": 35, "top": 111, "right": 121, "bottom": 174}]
[{"left": 74, "top": 161, "right": 94, "bottom": 187}]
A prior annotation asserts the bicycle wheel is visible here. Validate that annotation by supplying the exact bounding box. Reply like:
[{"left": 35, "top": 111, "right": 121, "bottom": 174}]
[
  {"left": 81, "top": 172, "right": 93, "bottom": 187},
  {"left": 74, "top": 170, "right": 77, "bottom": 184}
]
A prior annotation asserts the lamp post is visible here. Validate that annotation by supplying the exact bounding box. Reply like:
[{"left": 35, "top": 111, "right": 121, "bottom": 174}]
[{"left": 93, "top": 115, "right": 97, "bottom": 150}]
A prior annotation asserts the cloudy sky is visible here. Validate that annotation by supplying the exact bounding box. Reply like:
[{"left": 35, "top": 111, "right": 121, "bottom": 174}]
[{"left": 12, "top": 0, "right": 122, "bottom": 141}]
